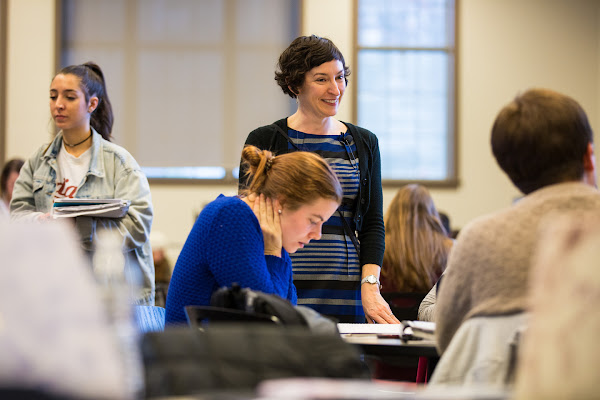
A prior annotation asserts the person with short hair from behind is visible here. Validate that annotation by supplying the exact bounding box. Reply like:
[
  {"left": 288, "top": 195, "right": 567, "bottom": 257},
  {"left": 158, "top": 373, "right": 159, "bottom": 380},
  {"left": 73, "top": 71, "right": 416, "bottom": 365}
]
[
  {"left": 432, "top": 88, "right": 600, "bottom": 386},
  {"left": 10, "top": 62, "right": 155, "bottom": 305},
  {"left": 165, "top": 146, "right": 343, "bottom": 325},
  {"left": 239, "top": 35, "right": 397, "bottom": 324},
  {"left": 0, "top": 158, "right": 24, "bottom": 217}
]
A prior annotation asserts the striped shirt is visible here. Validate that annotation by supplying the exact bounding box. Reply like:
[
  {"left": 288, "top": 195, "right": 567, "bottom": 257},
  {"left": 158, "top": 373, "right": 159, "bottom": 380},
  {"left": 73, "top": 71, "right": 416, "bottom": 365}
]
[{"left": 287, "top": 129, "right": 365, "bottom": 323}]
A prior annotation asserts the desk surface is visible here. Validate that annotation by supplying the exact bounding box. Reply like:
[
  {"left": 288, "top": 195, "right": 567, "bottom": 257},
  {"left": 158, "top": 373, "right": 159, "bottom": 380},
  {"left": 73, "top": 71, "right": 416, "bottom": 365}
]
[{"left": 341, "top": 334, "right": 439, "bottom": 358}]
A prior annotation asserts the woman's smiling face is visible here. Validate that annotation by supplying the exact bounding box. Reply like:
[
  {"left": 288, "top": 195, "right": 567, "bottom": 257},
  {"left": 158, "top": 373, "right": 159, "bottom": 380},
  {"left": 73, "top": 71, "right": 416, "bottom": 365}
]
[{"left": 296, "top": 59, "right": 346, "bottom": 119}]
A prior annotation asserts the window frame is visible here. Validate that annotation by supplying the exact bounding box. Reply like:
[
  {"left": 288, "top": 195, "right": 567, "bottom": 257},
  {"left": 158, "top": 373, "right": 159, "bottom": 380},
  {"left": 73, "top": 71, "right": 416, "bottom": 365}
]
[
  {"left": 352, "top": 0, "right": 459, "bottom": 188},
  {"left": 55, "top": 0, "right": 301, "bottom": 185}
]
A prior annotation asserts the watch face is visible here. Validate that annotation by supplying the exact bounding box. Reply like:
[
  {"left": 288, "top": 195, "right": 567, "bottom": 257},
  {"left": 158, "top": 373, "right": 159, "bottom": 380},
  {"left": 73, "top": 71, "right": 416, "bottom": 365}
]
[{"left": 367, "top": 275, "right": 376, "bottom": 283}]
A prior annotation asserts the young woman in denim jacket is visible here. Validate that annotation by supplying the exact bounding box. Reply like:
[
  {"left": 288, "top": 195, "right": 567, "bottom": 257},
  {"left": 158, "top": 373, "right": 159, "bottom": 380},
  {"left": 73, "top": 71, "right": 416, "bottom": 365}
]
[{"left": 11, "top": 62, "right": 155, "bottom": 305}]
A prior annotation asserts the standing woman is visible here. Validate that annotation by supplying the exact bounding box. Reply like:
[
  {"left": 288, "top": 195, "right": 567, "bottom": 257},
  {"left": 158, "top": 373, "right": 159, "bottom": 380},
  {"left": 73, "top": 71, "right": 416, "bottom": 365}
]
[
  {"left": 11, "top": 62, "right": 155, "bottom": 305},
  {"left": 239, "top": 35, "right": 397, "bottom": 323}
]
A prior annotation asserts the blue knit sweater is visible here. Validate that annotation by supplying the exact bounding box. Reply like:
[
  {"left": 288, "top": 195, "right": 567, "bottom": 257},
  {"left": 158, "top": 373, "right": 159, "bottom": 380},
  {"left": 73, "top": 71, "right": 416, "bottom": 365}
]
[{"left": 165, "top": 195, "right": 297, "bottom": 325}]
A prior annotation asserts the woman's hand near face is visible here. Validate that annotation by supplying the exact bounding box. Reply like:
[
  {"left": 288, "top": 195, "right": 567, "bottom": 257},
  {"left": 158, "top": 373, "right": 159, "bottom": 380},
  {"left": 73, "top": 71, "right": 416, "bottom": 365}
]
[{"left": 253, "top": 194, "right": 282, "bottom": 257}]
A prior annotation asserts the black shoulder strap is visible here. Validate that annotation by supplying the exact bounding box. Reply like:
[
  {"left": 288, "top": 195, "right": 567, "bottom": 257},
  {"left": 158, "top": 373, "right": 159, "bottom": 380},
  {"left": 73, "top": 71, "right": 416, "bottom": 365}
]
[
  {"left": 271, "top": 123, "right": 360, "bottom": 259},
  {"left": 271, "top": 123, "right": 300, "bottom": 151},
  {"left": 339, "top": 210, "right": 360, "bottom": 258}
]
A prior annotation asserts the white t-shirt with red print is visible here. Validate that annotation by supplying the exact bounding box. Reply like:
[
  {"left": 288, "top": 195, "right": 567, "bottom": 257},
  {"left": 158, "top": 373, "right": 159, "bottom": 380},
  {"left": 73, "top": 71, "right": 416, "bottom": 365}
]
[{"left": 55, "top": 143, "right": 92, "bottom": 200}]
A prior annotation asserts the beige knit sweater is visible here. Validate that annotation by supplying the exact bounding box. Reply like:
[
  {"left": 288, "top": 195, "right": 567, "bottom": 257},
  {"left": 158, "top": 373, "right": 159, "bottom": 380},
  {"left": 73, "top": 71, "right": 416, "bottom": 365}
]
[{"left": 435, "top": 182, "right": 600, "bottom": 353}]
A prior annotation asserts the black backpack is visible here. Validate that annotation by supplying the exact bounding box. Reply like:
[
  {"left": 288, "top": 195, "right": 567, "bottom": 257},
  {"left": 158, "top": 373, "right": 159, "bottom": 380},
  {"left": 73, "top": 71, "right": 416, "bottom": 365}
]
[
  {"left": 210, "top": 283, "right": 308, "bottom": 326},
  {"left": 142, "top": 325, "right": 370, "bottom": 397}
]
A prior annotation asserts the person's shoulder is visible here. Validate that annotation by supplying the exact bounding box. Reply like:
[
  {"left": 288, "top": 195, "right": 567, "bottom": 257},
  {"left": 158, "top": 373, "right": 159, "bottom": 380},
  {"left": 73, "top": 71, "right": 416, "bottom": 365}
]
[
  {"left": 208, "top": 194, "right": 245, "bottom": 206},
  {"left": 100, "top": 137, "right": 132, "bottom": 157},
  {"left": 198, "top": 195, "right": 257, "bottom": 234},
  {"left": 98, "top": 137, "right": 142, "bottom": 169},
  {"left": 508, "top": 182, "right": 600, "bottom": 219},
  {"left": 537, "top": 181, "right": 600, "bottom": 203},
  {"left": 203, "top": 195, "right": 252, "bottom": 219},
  {"left": 32, "top": 139, "right": 57, "bottom": 159},
  {"left": 451, "top": 207, "right": 513, "bottom": 246},
  {"left": 247, "top": 118, "right": 286, "bottom": 138}
]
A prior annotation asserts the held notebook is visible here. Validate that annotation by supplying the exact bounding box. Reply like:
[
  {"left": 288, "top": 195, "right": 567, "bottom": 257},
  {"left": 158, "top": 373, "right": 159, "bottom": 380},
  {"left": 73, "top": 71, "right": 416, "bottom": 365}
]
[{"left": 52, "top": 198, "right": 131, "bottom": 219}]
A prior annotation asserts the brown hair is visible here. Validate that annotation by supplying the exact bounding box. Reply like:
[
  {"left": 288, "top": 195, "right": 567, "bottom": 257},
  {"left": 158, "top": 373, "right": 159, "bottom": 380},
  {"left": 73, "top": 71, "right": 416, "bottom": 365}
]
[
  {"left": 240, "top": 145, "right": 343, "bottom": 210},
  {"left": 491, "top": 88, "right": 593, "bottom": 194},
  {"left": 275, "top": 35, "right": 350, "bottom": 98},
  {"left": 1, "top": 158, "right": 24, "bottom": 199},
  {"left": 381, "top": 184, "right": 450, "bottom": 292},
  {"left": 56, "top": 62, "right": 114, "bottom": 141}
]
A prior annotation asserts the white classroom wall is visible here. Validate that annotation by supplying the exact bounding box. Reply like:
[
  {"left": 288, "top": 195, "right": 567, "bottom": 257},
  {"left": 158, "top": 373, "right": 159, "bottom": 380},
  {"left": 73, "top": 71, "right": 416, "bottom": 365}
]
[{"left": 5, "top": 0, "right": 600, "bottom": 261}]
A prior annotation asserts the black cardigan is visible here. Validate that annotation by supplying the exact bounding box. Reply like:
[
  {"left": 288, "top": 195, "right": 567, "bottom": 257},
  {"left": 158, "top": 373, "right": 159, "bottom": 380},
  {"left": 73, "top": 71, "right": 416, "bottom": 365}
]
[{"left": 238, "top": 118, "right": 385, "bottom": 268}]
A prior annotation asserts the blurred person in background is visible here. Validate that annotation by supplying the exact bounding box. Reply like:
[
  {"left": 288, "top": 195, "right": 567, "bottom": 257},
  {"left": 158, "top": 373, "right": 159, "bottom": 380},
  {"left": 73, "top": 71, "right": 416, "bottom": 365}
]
[
  {"left": 0, "top": 158, "right": 24, "bottom": 217},
  {"left": 151, "top": 230, "right": 172, "bottom": 308},
  {"left": 380, "top": 184, "right": 452, "bottom": 293}
]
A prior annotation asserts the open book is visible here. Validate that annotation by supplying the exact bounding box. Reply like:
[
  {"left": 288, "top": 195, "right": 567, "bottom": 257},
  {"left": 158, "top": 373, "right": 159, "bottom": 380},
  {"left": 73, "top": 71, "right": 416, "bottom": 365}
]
[
  {"left": 52, "top": 198, "right": 131, "bottom": 219},
  {"left": 400, "top": 320, "right": 436, "bottom": 341},
  {"left": 338, "top": 320, "right": 435, "bottom": 341}
]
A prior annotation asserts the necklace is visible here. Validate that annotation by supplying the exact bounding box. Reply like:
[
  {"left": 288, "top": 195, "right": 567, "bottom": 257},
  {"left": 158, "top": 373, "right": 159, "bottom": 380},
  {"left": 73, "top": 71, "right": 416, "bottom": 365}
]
[{"left": 64, "top": 132, "right": 92, "bottom": 148}]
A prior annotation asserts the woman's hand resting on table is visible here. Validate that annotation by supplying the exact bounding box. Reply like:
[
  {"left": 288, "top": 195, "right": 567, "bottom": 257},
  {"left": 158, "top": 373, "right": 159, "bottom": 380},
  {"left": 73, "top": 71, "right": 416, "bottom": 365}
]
[{"left": 361, "top": 270, "right": 401, "bottom": 324}]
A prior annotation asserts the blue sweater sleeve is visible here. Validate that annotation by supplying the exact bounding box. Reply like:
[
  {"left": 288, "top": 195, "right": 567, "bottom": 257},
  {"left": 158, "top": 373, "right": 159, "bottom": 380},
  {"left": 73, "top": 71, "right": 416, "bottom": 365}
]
[
  {"left": 166, "top": 196, "right": 295, "bottom": 324},
  {"left": 205, "top": 201, "right": 292, "bottom": 296}
]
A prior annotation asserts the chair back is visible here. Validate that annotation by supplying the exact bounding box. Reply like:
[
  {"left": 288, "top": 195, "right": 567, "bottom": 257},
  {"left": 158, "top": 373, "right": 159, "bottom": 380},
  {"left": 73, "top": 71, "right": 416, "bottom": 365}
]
[
  {"left": 429, "top": 313, "right": 528, "bottom": 386},
  {"left": 381, "top": 292, "right": 428, "bottom": 321},
  {"left": 135, "top": 305, "right": 165, "bottom": 333},
  {"left": 185, "top": 305, "right": 279, "bottom": 329}
]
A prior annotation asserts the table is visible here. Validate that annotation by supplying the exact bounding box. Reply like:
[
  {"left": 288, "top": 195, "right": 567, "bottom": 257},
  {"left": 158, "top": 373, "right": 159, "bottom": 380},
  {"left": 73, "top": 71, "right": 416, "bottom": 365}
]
[
  {"left": 341, "top": 334, "right": 439, "bottom": 381},
  {"left": 341, "top": 334, "right": 438, "bottom": 358}
]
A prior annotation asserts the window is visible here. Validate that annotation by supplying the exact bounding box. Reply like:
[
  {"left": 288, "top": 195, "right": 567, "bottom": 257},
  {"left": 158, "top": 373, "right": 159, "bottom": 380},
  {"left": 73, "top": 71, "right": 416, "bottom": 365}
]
[
  {"left": 356, "top": 0, "right": 456, "bottom": 184},
  {"left": 60, "top": 0, "right": 299, "bottom": 181},
  {"left": 0, "top": 0, "right": 6, "bottom": 164}
]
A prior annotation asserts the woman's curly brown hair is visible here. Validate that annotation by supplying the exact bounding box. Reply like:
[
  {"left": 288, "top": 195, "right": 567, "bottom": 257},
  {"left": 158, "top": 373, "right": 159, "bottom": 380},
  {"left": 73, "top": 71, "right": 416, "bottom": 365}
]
[{"left": 275, "top": 35, "right": 351, "bottom": 98}]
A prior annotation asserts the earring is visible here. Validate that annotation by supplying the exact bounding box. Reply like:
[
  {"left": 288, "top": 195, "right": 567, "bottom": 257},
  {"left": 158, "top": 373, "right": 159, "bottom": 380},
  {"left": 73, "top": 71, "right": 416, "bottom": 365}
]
[{"left": 278, "top": 209, "right": 282, "bottom": 214}]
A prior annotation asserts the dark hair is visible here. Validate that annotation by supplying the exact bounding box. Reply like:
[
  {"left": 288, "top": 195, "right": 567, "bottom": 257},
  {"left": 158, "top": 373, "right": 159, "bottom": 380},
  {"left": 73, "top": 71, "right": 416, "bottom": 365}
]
[
  {"left": 491, "top": 88, "right": 594, "bottom": 194},
  {"left": 240, "top": 145, "right": 342, "bottom": 210},
  {"left": 57, "top": 62, "right": 114, "bottom": 141},
  {"left": 1, "top": 158, "right": 24, "bottom": 196},
  {"left": 275, "top": 35, "right": 351, "bottom": 98}
]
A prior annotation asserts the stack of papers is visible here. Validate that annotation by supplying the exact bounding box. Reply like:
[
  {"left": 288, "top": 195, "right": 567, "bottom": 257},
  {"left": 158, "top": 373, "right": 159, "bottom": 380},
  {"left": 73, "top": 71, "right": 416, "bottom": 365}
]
[
  {"left": 52, "top": 198, "right": 131, "bottom": 219},
  {"left": 337, "top": 321, "right": 436, "bottom": 341},
  {"left": 337, "top": 323, "right": 402, "bottom": 336},
  {"left": 401, "top": 320, "right": 436, "bottom": 341}
]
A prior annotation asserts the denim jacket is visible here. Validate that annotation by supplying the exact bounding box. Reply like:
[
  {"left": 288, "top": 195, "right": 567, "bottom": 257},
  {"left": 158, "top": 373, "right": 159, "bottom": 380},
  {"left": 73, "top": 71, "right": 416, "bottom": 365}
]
[{"left": 11, "top": 130, "right": 155, "bottom": 304}]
